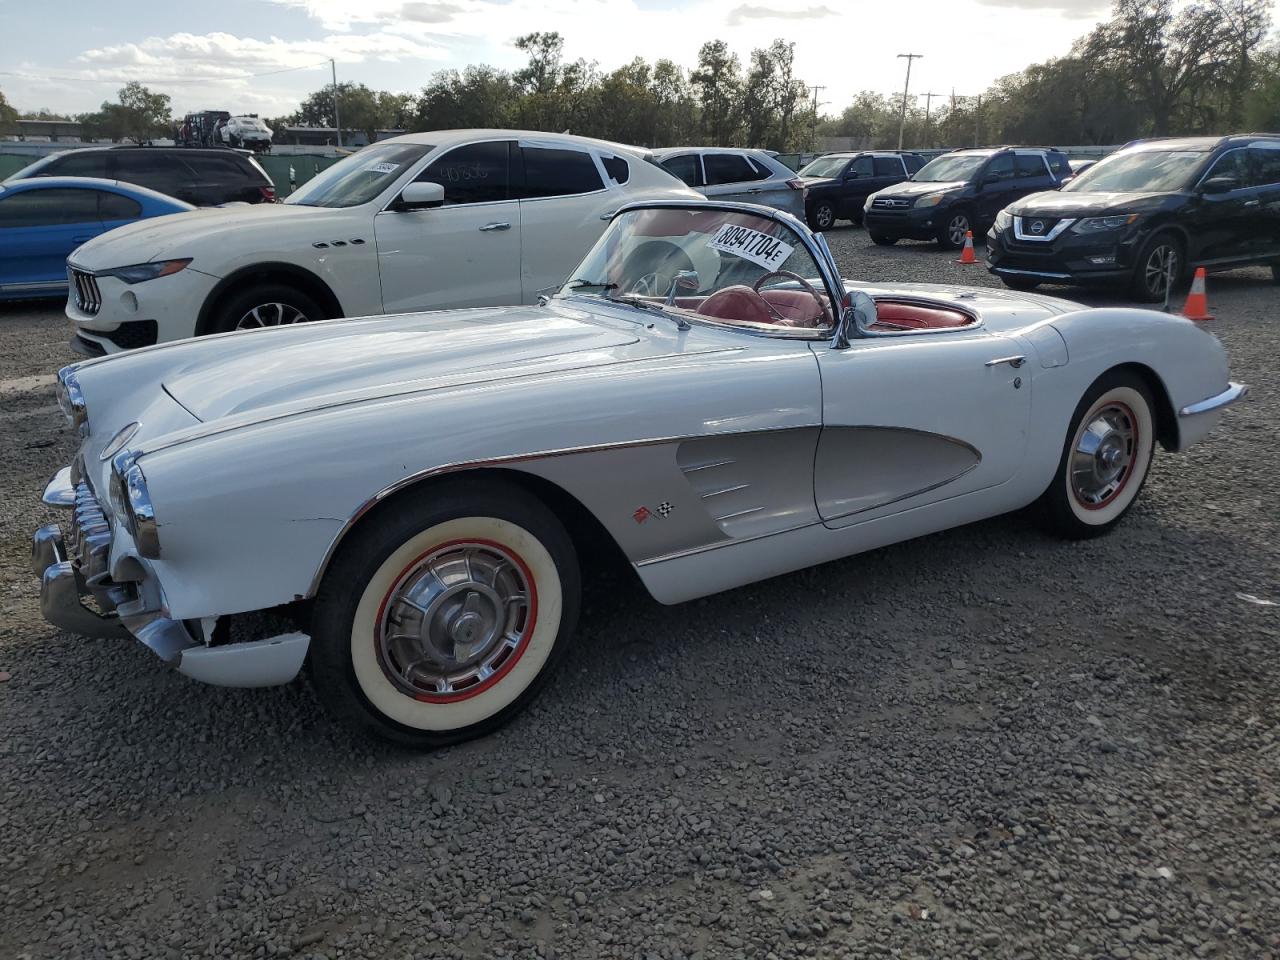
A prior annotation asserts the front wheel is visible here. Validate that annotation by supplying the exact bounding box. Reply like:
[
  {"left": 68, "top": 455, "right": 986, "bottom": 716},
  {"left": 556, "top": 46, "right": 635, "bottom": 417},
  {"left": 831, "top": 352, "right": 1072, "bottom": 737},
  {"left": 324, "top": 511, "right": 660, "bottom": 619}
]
[
  {"left": 1036, "top": 372, "right": 1156, "bottom": 539},
  {"left": 937, "top": 210, "right": 972, "bottom": 250},
  {"left": 309, "top": 481, "right": 581, "bottom": 748},
  {"left": 207, "top": 282, "right": 326, "bottom": 335},
  {"left": 1130, "top": 232, "right": 1183, "bottom": 302},
  {"left": 808, "top": 201, "right": 836, "bottom": 231}
]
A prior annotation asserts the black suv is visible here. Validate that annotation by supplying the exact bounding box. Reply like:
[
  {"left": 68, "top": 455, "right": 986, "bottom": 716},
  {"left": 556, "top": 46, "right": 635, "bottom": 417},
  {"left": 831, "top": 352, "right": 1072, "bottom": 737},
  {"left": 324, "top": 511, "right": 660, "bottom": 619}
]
[
  {"left": 9, "top": 147, "right": 276, "bottom": 206},
  {"left": 986, "top": 135, "right": 1280, "bottom": 301},
  {"left": 863, "top": 147, "right": 1070, "bottom": 249},
  {"left": 796, "top": 151, "right": 925, "bottom": 229}
]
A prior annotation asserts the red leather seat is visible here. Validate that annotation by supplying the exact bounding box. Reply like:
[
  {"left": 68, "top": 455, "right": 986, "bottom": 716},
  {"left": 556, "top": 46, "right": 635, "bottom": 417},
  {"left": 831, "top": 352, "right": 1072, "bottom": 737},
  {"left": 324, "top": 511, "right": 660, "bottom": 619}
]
[
  {"left": 696, "top": 285, "right": 777, "bottom": 326},
  {"left": 871, "top": 300, "right": 973, "bottom": 330}
]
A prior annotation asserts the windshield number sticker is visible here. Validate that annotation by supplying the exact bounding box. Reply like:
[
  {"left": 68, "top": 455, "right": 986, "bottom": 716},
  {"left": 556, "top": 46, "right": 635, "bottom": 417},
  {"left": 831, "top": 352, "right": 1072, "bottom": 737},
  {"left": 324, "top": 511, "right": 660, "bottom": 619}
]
[
  {"left": 707, "top": 224, "right": 794, "bottom": 270},
  {"left": 366, "top": 162, "right": 400, "bottom": 174}
]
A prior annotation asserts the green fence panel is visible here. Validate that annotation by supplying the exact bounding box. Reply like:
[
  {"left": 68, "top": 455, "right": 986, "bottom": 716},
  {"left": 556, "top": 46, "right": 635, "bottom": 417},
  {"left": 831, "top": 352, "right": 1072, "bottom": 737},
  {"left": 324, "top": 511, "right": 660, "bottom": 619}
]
[
  {"left": 0, "top": 154, "right": 36, "bottom": 179},
  {"left": 256, "top": 154, "right": 343, "bottom": 196}
]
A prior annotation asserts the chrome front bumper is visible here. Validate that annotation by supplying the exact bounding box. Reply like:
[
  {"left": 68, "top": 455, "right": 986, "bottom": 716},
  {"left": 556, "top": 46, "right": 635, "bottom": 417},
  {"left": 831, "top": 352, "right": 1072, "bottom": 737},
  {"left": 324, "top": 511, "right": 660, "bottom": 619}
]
[
  {"left": 1179, "top": 381, "right": 1249, "bottom": 417},
  {"left": 34, "top": 465, "right": 311, "bottom": 687}
]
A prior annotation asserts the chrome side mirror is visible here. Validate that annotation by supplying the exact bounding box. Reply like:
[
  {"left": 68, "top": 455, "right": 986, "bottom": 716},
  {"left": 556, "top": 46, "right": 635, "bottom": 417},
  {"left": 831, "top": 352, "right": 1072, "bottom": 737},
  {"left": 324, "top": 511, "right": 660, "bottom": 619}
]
[
  {"left": 833, "top": 290, "right": 878, "bottom": 349},
  {"left": 665, "top": 270, "right": 700, "bottom": 305}
]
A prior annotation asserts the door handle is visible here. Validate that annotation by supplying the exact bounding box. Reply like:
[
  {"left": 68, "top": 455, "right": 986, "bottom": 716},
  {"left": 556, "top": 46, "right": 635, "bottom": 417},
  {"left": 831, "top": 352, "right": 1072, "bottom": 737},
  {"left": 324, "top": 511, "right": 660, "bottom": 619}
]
[
  {"left": 479, "top": 221, "right": 511, "bottom": 232},
  {"left": 985, "top": 355, "right": 1026, "bottom": 368},
  {"left": 1243, "top": 199, "right": 1260, "bottom": 208}
]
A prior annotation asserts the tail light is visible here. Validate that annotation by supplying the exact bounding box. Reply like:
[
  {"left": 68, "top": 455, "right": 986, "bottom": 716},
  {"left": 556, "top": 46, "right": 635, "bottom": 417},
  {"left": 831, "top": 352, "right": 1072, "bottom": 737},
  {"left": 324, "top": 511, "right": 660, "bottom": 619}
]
[
  {"left": 259, "top": 185, "right": 277, "bottom": 203},
  {"left": 786, "top": 178, "right": 805, "bottom": 190}
]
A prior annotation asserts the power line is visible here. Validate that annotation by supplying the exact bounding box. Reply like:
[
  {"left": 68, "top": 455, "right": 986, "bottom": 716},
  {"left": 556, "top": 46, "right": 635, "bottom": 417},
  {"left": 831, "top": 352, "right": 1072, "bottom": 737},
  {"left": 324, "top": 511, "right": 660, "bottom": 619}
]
[
  {"left": 895, "top": 53, "right": 923, "bottom": 150},
  {"left": 0, "top": 60, "right": 332, "bottom": 88}
]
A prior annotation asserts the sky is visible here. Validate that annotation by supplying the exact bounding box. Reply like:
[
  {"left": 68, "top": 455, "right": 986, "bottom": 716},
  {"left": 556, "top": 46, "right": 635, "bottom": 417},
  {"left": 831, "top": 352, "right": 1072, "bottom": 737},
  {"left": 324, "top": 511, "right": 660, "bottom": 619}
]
[{"left": 1, "top": 0, "right": 1273, "bottom": 121}]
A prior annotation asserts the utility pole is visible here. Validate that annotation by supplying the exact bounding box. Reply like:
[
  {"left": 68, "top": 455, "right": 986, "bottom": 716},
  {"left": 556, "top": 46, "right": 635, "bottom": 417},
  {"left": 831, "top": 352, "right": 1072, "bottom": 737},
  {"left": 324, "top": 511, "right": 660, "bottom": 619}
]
[
  {"left": 922, "top": 92, "right": 941, "bottom": 148},
  {"left": 808, "top": 85, "right": 826, "bottom": 151},
  {"left": 896, "top": 53, "right": 923, "bottom": 150},
  {"left": 331, "top": 58, "right": 342, "bottom": 150}
]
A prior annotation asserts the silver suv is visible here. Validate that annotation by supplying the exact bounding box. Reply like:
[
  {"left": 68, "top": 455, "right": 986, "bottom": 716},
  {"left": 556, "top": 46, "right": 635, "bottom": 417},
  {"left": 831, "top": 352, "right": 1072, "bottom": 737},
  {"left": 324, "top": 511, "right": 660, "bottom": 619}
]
[{"left": 652, "top": 148, "right": 805, "bottom": 218}]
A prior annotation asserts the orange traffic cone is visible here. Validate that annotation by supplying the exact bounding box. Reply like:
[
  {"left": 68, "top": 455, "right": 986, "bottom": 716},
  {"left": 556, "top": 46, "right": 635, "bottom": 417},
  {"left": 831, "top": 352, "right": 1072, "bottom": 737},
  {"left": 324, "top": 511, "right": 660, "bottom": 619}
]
[
  {"left": 955, "top": 230, "right": 978, "bottom": 265},
  {"left": 1180, "top": 267, "right": 1214, "bottom": 322}
]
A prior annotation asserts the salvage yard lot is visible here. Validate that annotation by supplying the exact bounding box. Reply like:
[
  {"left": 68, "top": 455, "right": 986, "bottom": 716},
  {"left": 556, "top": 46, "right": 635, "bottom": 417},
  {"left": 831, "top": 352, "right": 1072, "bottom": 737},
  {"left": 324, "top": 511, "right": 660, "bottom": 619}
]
[{"left": 1, "top": 231, "right": 1276, "bottom": 959}]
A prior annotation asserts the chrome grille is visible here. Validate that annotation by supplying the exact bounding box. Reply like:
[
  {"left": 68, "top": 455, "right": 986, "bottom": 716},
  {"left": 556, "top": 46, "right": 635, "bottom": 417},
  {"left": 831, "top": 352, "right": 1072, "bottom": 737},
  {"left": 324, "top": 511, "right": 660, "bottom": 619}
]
[
  {"left": 69, "top": 480, "right": 112, "bottom": 586},
  {"left": 872, "top": 197, "right": 912, "bottom": 209},
  {"left": 70, "top": 269, "right": 102, "bottom": 316}
]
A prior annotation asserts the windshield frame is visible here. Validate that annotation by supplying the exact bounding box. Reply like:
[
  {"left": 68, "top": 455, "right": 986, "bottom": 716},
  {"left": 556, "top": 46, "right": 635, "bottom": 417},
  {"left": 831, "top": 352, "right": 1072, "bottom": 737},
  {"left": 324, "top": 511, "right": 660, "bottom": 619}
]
[
  {"left": 284, "top": 141, "right": 435, "bottom": 209},
  {"left": 912, "top": 153, "right": 990, "bottom": 183},
  {"left": 1062, "top": 147, "right": 1210, "bottom": 194},
  {"left": 556, "top": 200, "right": 846, "bottom": 342}
]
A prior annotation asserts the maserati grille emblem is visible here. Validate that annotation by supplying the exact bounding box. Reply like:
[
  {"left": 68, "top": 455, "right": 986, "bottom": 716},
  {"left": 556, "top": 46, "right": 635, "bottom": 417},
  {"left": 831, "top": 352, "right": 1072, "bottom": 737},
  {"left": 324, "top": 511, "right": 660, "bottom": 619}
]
[{"left": 1030, "top": 219, "right": 1046, "bottom": 235}]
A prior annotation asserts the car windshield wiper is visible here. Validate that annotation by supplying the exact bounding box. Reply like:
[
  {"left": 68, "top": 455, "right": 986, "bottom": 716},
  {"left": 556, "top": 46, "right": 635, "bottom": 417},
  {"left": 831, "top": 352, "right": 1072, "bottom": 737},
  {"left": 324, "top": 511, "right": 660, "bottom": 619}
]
[
  {"left": 564, "top": 279, "right": 690, "bottom": 329},
  {"left": 565, "top": 279, "right": 618, "bottom": 293}
]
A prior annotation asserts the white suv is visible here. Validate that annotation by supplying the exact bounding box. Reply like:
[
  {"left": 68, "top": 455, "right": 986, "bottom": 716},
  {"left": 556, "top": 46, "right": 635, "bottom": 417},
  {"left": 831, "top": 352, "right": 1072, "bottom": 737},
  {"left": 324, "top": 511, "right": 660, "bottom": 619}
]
[
  {"left": 65, "top": 130, "right": 699, "bottom": 354},
  {"left": 220, "top": 116, "right": 273, "bottom": 151}
]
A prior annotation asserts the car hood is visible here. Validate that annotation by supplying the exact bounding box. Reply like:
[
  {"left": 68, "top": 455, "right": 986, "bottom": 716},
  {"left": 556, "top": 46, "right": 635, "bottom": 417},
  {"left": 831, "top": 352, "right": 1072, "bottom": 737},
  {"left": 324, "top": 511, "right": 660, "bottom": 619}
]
[
  {"left": 158, "top": 304, "right": 644, "bottom": 423},
  {"left": 1009, "top": 190, "right": 1171, "bottom": 217},
  {"left": 876, "top": 180, "right": 965, "bottom": 199},
  {"left": 67, "top": 202, "right": 342, "bottom": 270},
  {"left": 800, "top": 176, "right": 838, "bottom": 188}
]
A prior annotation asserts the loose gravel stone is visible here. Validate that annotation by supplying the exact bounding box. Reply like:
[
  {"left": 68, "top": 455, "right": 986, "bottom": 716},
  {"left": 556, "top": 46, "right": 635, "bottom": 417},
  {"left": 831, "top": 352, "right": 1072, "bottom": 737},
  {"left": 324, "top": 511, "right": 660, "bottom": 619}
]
[{"left": 0, "top": 229, "right": 1276, "bottom": 960}]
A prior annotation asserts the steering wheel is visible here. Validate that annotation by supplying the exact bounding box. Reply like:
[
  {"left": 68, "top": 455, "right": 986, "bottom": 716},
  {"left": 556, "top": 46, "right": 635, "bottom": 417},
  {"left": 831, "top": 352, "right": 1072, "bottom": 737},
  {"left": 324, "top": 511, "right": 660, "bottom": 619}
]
[{"left": 752, "top": 270, "right": 832, "bottom": 327}]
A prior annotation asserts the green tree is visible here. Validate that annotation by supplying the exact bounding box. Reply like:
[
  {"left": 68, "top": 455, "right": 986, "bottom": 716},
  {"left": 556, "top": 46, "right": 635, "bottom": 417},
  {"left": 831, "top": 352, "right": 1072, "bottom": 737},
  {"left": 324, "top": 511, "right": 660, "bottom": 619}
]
[
  {"left": 415, "top": 66, "right": 518, "bottom": 130},
  {"left": 691, "top": 40, "right": 741, "bottom": 146},
  {"left": 82, "top": 82, "right": 171, "bottom": 143},
  {"left": 0, "top": 89, "right": 17, "bottom": 135}
]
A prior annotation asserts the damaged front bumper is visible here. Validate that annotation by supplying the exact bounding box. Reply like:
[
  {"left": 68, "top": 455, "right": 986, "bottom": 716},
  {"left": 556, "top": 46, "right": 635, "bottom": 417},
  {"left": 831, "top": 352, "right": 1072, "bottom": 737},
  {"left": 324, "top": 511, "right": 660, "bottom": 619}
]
[{"left": 33, "top": 465, "right": 310, "bottom": 687}]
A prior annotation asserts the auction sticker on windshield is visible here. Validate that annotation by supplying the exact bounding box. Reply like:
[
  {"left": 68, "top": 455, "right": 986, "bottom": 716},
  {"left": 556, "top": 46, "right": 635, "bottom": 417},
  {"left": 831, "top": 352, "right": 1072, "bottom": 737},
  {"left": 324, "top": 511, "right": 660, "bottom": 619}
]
[
  {"left": 707, "top": 224, "right": 794, "bottom": 270},
  {"left": 366, "top": 162, "right": 400, "bottom": 174}
]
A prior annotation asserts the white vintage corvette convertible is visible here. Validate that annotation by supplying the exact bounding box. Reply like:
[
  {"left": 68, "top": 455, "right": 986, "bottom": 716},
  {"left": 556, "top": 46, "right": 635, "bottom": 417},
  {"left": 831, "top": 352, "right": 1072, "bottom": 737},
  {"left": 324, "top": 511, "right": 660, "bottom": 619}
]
[{"left": 34, "top": 201, "right": 1246, "bottom": 747}]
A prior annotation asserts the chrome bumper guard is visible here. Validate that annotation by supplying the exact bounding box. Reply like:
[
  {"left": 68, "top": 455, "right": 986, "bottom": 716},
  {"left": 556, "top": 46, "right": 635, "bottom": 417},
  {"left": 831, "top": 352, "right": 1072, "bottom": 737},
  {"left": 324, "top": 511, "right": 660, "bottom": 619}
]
[
  {"left": 1179, "top": 382, "right": 1249, "bottom": 417},
  {"left": 35, "top": 464, "right": 311, "bottom": 686}
]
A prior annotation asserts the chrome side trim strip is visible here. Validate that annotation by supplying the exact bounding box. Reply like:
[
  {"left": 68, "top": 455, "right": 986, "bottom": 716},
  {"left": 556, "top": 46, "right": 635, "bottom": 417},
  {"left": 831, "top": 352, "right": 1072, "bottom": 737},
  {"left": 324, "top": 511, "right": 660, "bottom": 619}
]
[{"left": 1179, "top": 381, "right": 1248, "bottom": 417}]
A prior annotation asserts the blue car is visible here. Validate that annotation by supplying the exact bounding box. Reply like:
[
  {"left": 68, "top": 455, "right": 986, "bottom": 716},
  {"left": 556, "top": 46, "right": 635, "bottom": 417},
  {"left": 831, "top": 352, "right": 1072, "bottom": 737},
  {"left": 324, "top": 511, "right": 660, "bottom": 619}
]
[{"left": 0, "top": 177, "right": 193, "bottom": 302}]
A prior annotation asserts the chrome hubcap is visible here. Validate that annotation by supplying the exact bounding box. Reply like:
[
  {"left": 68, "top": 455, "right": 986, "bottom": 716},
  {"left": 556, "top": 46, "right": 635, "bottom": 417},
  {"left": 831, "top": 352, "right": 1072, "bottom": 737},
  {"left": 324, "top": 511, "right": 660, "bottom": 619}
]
[
  {"left": 949, "top": 216, "right": 969, "bottom": 245},
  {"left": 235, "top": 302, "right": 309, "bottom": 330},
  {"left": 1144, "top": 246, "right": 1177, "bottom": 296},
  {"left": 817, "top": 206, "right": 833, "bottom": 226},
  {"left": 378, "top": 542, "right": 532, "bottom": 699},
  {"left": 1071, "top": 403, "right": 1136, "bottom": 507}
]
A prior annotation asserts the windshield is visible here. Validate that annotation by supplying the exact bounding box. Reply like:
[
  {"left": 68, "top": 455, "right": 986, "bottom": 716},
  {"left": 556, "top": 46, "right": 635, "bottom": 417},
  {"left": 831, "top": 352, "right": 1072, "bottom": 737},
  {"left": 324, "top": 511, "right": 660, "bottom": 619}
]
[
  {"left": 914, "top": 154, "right": 988, "bottom": 182},
  {"left": 799, "top": 156, "right": 850, "bottom": 178},
  {"left": 285, "top": 142, "right": 434, "bottom": 208},
  {"left": 560, "top": 206, "right": 834, "bottom": 335},
  {"left": 1063, "top": 149, "right": 1207, "bottom": 193}
]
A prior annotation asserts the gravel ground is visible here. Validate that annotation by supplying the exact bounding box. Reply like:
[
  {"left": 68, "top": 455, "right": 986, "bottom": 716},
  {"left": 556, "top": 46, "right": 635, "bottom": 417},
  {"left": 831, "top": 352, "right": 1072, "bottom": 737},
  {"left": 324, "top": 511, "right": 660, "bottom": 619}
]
[{"left": 1, "top": 229, "right": 1277, "bottom": 960}]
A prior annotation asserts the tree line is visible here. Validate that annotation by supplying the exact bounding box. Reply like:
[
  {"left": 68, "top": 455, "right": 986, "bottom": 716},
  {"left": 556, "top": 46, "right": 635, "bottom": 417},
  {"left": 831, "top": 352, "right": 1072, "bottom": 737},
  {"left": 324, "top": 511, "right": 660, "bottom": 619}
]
[
  {"left": 823, "top": 0, "right": 1278, "bottom": 148},
  {"left": 269, "top": 33, "right": 819, "bottom": 152},
  {"left": 2, "top": 0, "right": 1276, "bottom": 154}
]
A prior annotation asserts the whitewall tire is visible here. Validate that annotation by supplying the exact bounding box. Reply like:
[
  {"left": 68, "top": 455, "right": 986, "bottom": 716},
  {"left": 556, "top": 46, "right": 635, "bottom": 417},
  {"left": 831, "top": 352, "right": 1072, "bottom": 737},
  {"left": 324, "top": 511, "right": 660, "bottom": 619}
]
[
  {"left": 1039, "top": 373, "right": 1156, "bottom": 539},
  {"left": 310, "top": 480, "right": 580, "bottom": 748}
]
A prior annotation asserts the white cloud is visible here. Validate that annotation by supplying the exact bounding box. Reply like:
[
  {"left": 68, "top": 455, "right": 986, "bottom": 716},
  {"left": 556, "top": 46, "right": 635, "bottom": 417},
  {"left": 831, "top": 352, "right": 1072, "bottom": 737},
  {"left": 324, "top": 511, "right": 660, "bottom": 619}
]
[
  {"left": 726, "top": 4, "right": 838, "bottom": 27},
  {"left": 973, "top": 0, "right": 1107, "bottom": 18}
]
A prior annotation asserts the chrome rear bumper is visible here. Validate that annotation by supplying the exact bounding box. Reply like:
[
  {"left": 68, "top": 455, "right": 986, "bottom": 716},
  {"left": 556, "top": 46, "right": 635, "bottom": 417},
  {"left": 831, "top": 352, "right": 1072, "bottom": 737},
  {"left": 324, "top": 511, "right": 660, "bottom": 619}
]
[
  {"left": 1179, "top": 381, "right": 1249, "bottom": 417},
  {"left": 35, "top": 463, "right": 310, "bottom": 686}
]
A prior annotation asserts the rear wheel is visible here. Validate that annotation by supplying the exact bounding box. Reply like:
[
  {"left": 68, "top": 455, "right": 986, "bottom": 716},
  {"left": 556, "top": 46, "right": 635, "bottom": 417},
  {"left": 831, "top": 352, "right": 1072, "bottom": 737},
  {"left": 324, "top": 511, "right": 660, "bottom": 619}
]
[
  {"left": 309, "top": 481, "right": 580, "bottom": 748},
  {"left": 808, "top": 201, "right": 836, "bottom": 231},
  {"left": 207, "top": 282, "right": 327, "bottom": 335},
  {"left": 869, "top": 231, "right": 898, "bottom": 246},
  {"left": 1129, "top": 232, "right": 1183, "bottom": 302},
  {"left": 1037, "top": 371, "right": 1156, "bottom": 540},
  {"left": 937, "top": 210, "right": 972, "bottom": 250}
]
